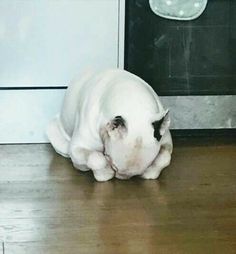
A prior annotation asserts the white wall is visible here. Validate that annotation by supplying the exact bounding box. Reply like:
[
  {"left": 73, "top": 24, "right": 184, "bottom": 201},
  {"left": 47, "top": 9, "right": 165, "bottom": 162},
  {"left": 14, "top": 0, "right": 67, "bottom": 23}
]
[{"left": 0, "top": 0, "right": 125, "bottom": 143}]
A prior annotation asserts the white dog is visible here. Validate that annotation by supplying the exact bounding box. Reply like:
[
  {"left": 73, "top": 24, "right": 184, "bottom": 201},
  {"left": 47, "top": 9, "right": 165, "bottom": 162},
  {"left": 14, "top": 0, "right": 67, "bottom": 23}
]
[{"left": 47, "top": 69, "right": 173, "bottom": 181}]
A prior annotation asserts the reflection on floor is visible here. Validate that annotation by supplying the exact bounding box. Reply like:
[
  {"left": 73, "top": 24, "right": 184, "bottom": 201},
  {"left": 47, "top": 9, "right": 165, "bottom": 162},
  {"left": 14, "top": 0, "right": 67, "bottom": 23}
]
[{"left": 0, "top": 137, "right": 235, "bottom": 254}]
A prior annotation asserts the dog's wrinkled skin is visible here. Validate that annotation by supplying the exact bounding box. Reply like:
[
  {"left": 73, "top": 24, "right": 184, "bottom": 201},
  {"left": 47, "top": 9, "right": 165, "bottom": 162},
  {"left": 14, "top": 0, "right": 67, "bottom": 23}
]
[{"left": 47, "top": 69, "right": 173, "bottom": 181}]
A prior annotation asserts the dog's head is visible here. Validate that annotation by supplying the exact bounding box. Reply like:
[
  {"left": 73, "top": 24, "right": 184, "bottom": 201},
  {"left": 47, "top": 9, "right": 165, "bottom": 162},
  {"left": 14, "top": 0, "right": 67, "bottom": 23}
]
[{"left": 100, "top": 110, "right": 170, "bottom": 178}]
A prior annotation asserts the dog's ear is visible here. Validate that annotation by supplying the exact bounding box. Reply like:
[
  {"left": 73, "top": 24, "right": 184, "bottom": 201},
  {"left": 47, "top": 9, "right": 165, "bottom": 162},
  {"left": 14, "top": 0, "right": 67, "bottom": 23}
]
[
  {"left": 109, "top": 116, "right": 126, "bottom": 130},
  {"left": 152, "top": 110, "right": 170, "bottom": 141},
  {"left": 106, "top": 116, "right": 127, "bottom": 139}
]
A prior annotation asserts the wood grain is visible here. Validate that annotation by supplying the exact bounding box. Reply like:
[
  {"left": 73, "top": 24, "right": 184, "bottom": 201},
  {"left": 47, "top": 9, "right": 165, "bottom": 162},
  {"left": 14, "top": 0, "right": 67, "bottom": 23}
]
[{"left": 0, "top": 138, "right": 236, "bottom": 253}]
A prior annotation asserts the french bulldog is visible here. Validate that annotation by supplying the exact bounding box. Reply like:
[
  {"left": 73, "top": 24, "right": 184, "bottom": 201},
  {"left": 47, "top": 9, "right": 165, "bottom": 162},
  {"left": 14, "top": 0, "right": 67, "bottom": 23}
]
[{"left": 47, "top": 69, "right": 173, "bottom": 181}]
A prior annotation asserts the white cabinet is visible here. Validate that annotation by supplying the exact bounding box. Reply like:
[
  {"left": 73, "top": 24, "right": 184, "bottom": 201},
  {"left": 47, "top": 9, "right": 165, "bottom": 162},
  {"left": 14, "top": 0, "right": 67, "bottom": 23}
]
[{"left": 0, "top": 0, "right": 125, "bottom": 143}]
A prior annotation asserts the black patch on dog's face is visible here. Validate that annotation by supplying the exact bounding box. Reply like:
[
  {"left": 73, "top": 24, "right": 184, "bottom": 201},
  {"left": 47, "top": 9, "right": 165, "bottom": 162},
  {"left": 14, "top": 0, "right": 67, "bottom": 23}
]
[
  {"left": 152, "top": 117, "right": 165, "bottom": 141},
  {"left": 112, "top": 116, "right": 126, "bottom": 130}
]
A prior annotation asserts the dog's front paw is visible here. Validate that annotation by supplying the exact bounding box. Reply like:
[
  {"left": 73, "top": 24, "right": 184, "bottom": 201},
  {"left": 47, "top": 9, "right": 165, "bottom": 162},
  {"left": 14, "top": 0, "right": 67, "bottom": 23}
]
[
  {"left": 87, "top": 152, "right": 107, "bottom": 171},
  {"left": 87, "top": 151, "right": 115, "bottom": 181},
  {"left": 93, "top": 167, "right": 115, "bottom": 182},
  {"left": 141, "top": 166, "right": 162, "bottom": 180},
  {"left": 141, "top": 150, "right": 171, "bottom": 180}
]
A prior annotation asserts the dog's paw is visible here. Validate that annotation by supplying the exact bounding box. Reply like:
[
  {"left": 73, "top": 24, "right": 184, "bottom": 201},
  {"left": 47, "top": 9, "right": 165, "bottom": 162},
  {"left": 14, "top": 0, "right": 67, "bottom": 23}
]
[
  {"left": 93, "top": 167, "right": 115, "bottom": 182},
  {"left": 87, "top": 152, "right": 107, "bottom": 171},
  {"left": 141, "top": 167, "right": 162, "bottom": 180}
]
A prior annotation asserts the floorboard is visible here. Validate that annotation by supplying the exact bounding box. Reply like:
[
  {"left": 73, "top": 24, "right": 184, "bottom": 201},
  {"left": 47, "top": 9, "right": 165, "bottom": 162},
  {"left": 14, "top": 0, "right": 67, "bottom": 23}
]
[{"left": 0, "top": 138, "right": 235, "bottom": 254}]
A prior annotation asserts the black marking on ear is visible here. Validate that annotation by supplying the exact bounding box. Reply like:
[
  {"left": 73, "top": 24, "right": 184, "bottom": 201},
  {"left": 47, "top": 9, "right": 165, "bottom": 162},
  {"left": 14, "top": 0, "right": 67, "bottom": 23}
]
[
  {"left": 112, "top": 116, "right": 125, "bottom": 130},
  {"left": 152, "top": 117, "right": 165, "bottom": 141}
]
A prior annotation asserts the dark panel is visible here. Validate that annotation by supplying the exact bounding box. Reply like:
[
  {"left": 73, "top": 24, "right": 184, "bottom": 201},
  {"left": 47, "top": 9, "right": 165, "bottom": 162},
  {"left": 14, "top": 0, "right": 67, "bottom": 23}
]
[
  {"left": 171, "top": 128, "right": 236, "bottom": 139},
  {"left": 125, "top": 0, "right": 236, "bottom": 96}
]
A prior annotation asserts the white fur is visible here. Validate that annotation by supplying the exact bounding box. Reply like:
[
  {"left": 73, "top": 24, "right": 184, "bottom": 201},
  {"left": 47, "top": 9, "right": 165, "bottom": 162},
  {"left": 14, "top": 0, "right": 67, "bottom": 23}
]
[{"left": 47, "top": 69, "right": 173, "bottom": 181}]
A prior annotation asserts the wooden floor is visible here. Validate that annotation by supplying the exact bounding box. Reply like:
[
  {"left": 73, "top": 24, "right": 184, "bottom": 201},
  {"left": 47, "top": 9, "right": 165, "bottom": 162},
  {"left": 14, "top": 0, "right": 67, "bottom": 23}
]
[{"left": 0, "top": 137, "right": 236, "bottom": 254}]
